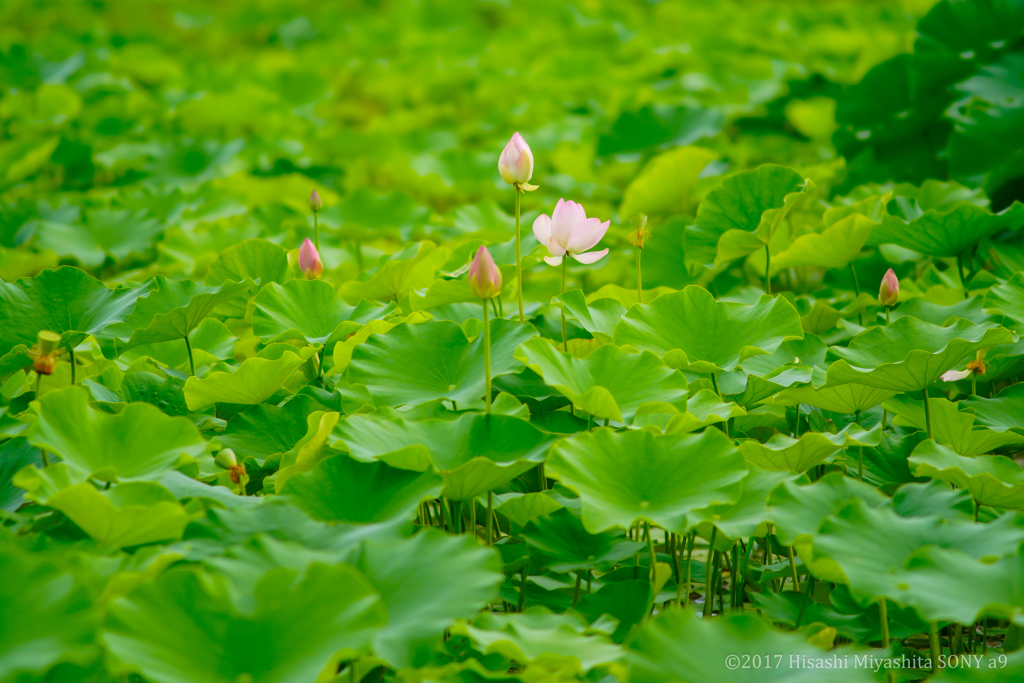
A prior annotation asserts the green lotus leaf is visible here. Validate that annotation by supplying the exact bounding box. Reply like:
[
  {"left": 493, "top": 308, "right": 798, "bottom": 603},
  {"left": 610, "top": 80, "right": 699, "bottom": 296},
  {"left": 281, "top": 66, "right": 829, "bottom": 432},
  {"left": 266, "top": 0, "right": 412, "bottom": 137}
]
[
  {"left": 796, "top": 499, "right": 1024, "bottom": 601},
  {"left": 795, "top": 293, "right": 878, "bottom": 336},
  {"left": 515, "top": 337, "right": 688, "bottom": 423},
  {"left": 658, "top": 389, "right": 747, "bottom": 433},
  {"left": 252, "top": 279, "right": 394, "bottom": 346},
  {"left": 685, "top": 164, "right": 806, "bottom": 265},
  {"left": 824, "top": 317, "right": 1016, "bottom": 392},
  {"left": 893, "top": 545, "right": 1024, "bottom": 627},
  {"left": 112, "top": 276, "right": 251, "bottom": 349},
  {"left": 767, "top": 473, "right": 888, "bottom": 546},
  {"left": 556, "top": 290, "right": 626, "bottom": 341},
  {"left": 217, "top": 395, "right": 328, "bottom": 466},
  {"left": 960, "top": 383, "right": 1024, "bottom": 434},
  {"left": 281, "top": 454, "right": 441, "bottom": 524},
  {"left": 203, "top": 238, "right": 290, "bottom": 287},
  {"left": 0, "top": 266, "right": 154, "bottom": 362},
  {"left": 870, "top": 200, "right": 1024, "bottom": 257},
  {"left": 613, "top": 286, "right": 804, "bottom": 373},
  {"left": 691, "top": 469, "right": 798, "bottom": 544},
  {"left": 26, "top": 386, "right": 206, "bottom": 482},
  {"left": 0, "top": 546, "right": 96, "bottom": 681},
  {"left": 768, "top": 366, "right": 896, "bottom": 413},
  {"left": 770, "top": 213, "right": 876, "bottom": 271},
  {"left": 894, "top": 296, "right": 997, "bottom": 327},
  {"left": 929, "top": 651, "right": 1024, "bottom": 683},
  {"left": 451, "top": 608, "right": 625, "bottom": 678},
  {"left": 347, "top": 319, "right": 536, "bottom": 408},
  {"left": 884, "top": 394, "right": 1024, "bottom": 456},
  {"left": 117, "top": 318, "right": 237, "bottom": 375},
  {"left": 0, "top": 438, "right": 42, "bottom": 512},
  {"left": 984, "top": 271, "right": 1024, "bottom": 324},
  {"left": 329, "top": 412, "right": 551, "bottom": 501},
  {"left": 353, "top": 530, "right": 503, "bottom": 668},
  {"left": 627, "top": 609, "right": 877, "bottom": 683},
  {"left": 339, "top": 241, "right": 450, "bottom": 305},
  {"left": 619, "top": 145, "right": 718, "bottom": 218},
  {"left": 909, "top": 440, "right": 1024, "bottom": 510},
  {"left": 408, "top": 264, "right": 516, "bottom": 311},
  {"left": 183, "top": 348, "right": 312, "bottom": 411},
  {"left": 329, "top": 311, "right": 432, "bottom": 376},
  {"left": 547, "top": 428, "right": 747, "bottom": 534},
  {"left": 522, "top": 508, "right": 645, "bottom": 573},
  {"left": 103, "top": 564, "right": 386, "bottom": 683},
  {"left": 495, "top": 493, "right": 565, "bottom": 532},
  {"left": 741, "top": 425, "right": 881, "bottom": 473}
]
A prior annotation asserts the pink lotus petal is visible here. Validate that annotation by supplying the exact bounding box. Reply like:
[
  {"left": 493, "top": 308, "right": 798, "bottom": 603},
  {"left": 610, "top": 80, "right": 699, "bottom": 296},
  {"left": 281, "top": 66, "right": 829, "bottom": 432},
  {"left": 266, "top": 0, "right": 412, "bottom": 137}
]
[
  {"left": 571, "top": 248, "right": 609, "bottom": 265},
  {"left": 543, "top": 255, "right": 564, "bottom": 266},
  {"left": 532, "top": 214, "right": 552, "bottom": 245},
  {"left": 566, "top": 217, "right": 608, "bottom": 254},
  {"left": 940, "top": 368, "right": 971, "bottom": 382},
  {"left": 550, "top": 199, "right": 584, "bottom": 248},
  {"left": 546, "top": 237, "right": 566, "bottom": 256}
]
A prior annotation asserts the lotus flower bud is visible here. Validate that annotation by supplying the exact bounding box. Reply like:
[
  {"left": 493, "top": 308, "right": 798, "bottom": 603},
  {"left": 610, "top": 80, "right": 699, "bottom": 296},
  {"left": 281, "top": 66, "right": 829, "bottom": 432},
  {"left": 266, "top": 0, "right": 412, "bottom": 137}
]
[
  {"left": 215, "top": 448, "right": 238, "bottom": 469},
  {"left": 299, "top": 238, "right": 323, "bottom": 279},
  {"left": 469, "top": 246, "right": 502, "bottom": 300},
  {"left": 878, "top": 268, "right": 899, "bottom": 306},
  {"left": 498, "top": 132, "right": 534, "bottom": 186},
  {"left": 309, "top": 190, "right": 322, "bottom": 213}
]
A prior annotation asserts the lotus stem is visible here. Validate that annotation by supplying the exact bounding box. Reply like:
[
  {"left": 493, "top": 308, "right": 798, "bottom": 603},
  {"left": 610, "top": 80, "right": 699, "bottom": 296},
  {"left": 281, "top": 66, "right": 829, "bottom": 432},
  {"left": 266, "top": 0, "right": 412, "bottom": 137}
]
[
  {"left": 931, "top": 622, "right": 942, "bottom": 671},
  {"left": 646, "top": 521, "right": 657, "bottom": 586},
  {"left": 788, "top": 545, "right": 799, "bottom": 588},
  {"left": 572, "top": 572, "right": 582, "bottom": 606},
  {"left": 879, "top": 597, "right": 891, "bottom": 651},
  {"left": 765, "top": 245, "right": 771, "bottom": 295},
  {"left": 923, "top": 389, "right": 934, "bottom": 439},
  {"left": 469, "top": 499, "right": 477, "bottom": 537},
  {"left": 514, "top": 186, "right": 524, "bottom": 324},
  {"left": 794, "top": 404, "right": 801, "bottom": 438},
  {"left": 67, "top": 345, "right": 76, "bottom": 385},
  {"left": 683, "top": 532, "right": 694, "bottom": 609},
  {"left": 482, "top": 300, "right": 492, "bottom": 414},
  {"left": 313, "top": 212, "right": 320, "bottom": 253},
  {"left": 560, "top": 258, "right": 568, "bottom": 352},
  {"left": 885, "top": 306, "right": 891, "bottom": 325},
  {"left": 34, "top": 372, "right": 41, "bottom": 399},
  {"left": 703, "top": 527, "right": 718, "bottom": 618},
  {"left": 957, "top": 252, "right": 968, "bottom": 299},
  {"left": 486, "top": 491, "right": 494, "bottom": 545},
  {"left": 636, "top": 245, "right": 643, "bottom": 304},
  {"left": 518, "top": 568, "right": 527, "bottom": 612},
  {"left": 972, "top": 373, "right": 977, "bottom": 397},
  {"left": 183, "top": 336, "right": 196, "bottom": 377},
  {"left": 795, "top": 574, "right": 814, "bottom": 628}
]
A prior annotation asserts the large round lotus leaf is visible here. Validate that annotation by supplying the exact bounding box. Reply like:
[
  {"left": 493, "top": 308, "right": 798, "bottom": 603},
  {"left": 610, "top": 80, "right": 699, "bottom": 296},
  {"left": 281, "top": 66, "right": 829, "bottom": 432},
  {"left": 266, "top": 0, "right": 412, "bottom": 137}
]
[
  {"left": 217, "top": 395, "right": 327, "bottom": 465},
  {"left": 103, "top": 564, "right": 386, "bottom": 683},
  {"left": 767, "top": 473, "right": 889, "bottom": 546},
  {"left": 883, "top": 394, "right": 1024, "bottom": 456},
  {"left": 252, "top": 279, "right": 395, "bottom": 345},
  {"left": 619, "top": 146, "right": 719, "bottom": 218},
  {"left": 27, "top": 386, "right": 206, "bottom": 482},
  {"left": 495, "top": 492, "right": 565, "bottom": 533},
  {"left": 909, "top": 440, "right": 1024, "bottom": 510},
  {"left": 352, "top": 530, "right": 503, "bottom": 668},
  {"left": 984, "top": 271, "right": 1024, "bottom": 324},
  {"left": 515, "top": 337, "right": 688, "bottom": 423},
  {"left": 450, "top": 608, "right": 625, "bottom": 678},
  {"left": 546, "top": 427, "right": 747, "bottom": 534},
  {"left": 0, "top": 437, "right": 42, "bottom": 512},
  {"left": 110, "top": 276, "right": 252, "bottom": 348},
  {"left": 281, "top": 454, "right": 441, "bottom": 523},
  {"left": 741, "top": 425, "right": 881, "bottom": 473},
  {"left": 685, "top": 164, "right": 807, "bottom": 265},
  {"left": 613, "top": 286, "right": 804, "bottom": 373},
  {"left": 522, "top": 508, "right": 645, "bottom": 573},
  {"left": 627, "top": 610, "right": 877, "bottom": 683},
  {"left": 869, "top": 201, "right": 1024, "bottom": 257},
  {"left": 796, "top": 499, "right": 1024, "bottom": 601},
  {"left": 329, "top": 412, "right": 551, "bottom": 501},
  {"left": 960, "top": 383, "right": 1024, "bottom": 434},
  {"left": 347, "top": 319, "right": 536, "bottom": 408},
  {"left": 691, "top": 469, "right": 797, "bottom": 545},
  {"left": 768, "top": 365, "right": 896, "bottom": 413},
  {"left": 184, "top": 349, "right": 312, "bottom": 411},
  {"left": 556, "top": 290, "right": 626, "bottom": 341},
  {"left": 658, "top": 389, "right": 747, "bottom": 433},
  {"left": 0, "top": 547, "right": 96, "bottom": 681},
  {"left": 339, "top": 241, "right": 449, "bottom": 305},
  {"left": 770, "top": 213, "right": 876, "bottom": 271},
  {"left": 824, "top": 317, "right": 1016, "bottom": 392},
  {"left": 203, "top": 238, "right": 290, "bottom": 287},
  {"left": 0, "top": 266, "right": 154, "bottom": 369}
]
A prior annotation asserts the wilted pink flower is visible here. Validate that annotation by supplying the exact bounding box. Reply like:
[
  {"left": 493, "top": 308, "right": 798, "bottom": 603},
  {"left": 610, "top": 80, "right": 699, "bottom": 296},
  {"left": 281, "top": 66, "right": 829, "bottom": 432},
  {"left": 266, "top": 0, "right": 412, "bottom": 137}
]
[
  {"left": 940, "top": 349, "right": 987, "bottom": 382},
  {"left": 469, "top": 246, "right": 502, "bottom": 300},
  {"left": 878, "top": 268, "right": 899, "bottom": 306},
  {"left": 532, "top": 198, "right": 609, "bottom": 266},
  {"left": 498, "top": 132, "right": 534, "bottom": 186},
  {"left": 299, "top": 238, "right": 323, "bottom": 279},
  {"left": 309, "top": 190, "right": 322, "bottom": 213}
]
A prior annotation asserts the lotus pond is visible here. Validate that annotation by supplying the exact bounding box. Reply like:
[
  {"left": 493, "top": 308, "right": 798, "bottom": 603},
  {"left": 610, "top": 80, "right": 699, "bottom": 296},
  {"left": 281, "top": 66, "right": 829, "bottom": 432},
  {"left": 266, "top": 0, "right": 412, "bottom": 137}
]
[{"left": 4, "top": 0, "right": 1024, "bottom": 681}]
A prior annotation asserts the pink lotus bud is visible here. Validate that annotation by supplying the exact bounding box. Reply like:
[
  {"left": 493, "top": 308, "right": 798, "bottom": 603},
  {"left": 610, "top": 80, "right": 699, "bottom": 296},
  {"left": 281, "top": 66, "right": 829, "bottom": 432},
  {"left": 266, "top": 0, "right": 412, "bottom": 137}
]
[
  {"left": 469, "top": 246, "right": 502, "bottom": 300},
  {"left": 878, "top": 268, "right": 899, "bottom": 306},
  {"left": 299, "top": 238, "right": 323, "bottom": 279},
  {"left": 309, "top": 190, "right": 322, "bottom": 213},
  {"left": 498, "top": 132, "right": 534, "bottom": 186}
]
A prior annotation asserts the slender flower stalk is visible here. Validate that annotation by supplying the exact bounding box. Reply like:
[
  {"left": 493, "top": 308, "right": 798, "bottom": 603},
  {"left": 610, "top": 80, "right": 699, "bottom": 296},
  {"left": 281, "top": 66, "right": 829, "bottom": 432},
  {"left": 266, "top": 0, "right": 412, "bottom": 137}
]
[
  {"left": 628, "top": 213, "right": 651, "bottom": 305},
  {"left": 499, "top": 133, "right": 538, "bottom": 324},
  {"left": 469, "top": 246, "right": 502, "bottom": 414},
  {"left": 309, "top": 190, "right": 323, "bottom": 252}
]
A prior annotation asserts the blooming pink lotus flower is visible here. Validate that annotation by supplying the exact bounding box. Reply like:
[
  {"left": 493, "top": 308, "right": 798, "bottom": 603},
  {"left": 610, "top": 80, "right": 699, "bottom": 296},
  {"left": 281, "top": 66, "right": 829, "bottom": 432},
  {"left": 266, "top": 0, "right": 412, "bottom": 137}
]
[
  {"left": 498, "top": 132, "right": 534, "bottom": 186},
  {"left": 469, "top": 246, "right": 502, "bottom": 300},
  {"left": 299, "top": 238, "right": 323, "bottom": 279},
  {"left": 532, "top": 198, "right": 609, "bottom": 266},
  {"left": 878, "top": 268, "right": 899, "bottom": 306}
]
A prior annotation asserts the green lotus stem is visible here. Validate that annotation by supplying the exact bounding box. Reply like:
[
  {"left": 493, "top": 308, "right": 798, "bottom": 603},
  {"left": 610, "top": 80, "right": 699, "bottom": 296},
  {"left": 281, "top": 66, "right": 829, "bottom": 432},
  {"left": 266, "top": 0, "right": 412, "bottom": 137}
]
[
  {"left": 795, "top": 574, "right": 814, "bottom": 628},
  {"left": 683, "top": 532, "right": 694, "bottom": 609},
  {"left": 952, "top": 623, "right": 964, "bottom": 655},
  {"left": 490, "top": 297, "right": 499, "bottom": 318},
  {"left": 881, "top": 408, "right": 888, "bottom": 432},
  {"left": 514, "top": 186, "right": 524, "bottom": 324},
  {"left": 482, "top": 300, "right": 492, "bottom": 414},
  {"left": 849, "top": 264, "right": 863, "bottom": 326},
  {"left": 731, "top": 544, "right": 740, "bottom": 611},
  {"left": 931, "top": 622, "right": 942, "bottom": 671},
  {"left": 794, "top": 404, "right": 801, "bottom": 438},
  {"left": 487, "top": 491, "right": 494, "bottom": 545},
  {"left": 41, "top": 449, "right": 49, "bottom": 467},
  {"left": 957, "top": 252, "right": 968, "bottom": 299},
  {"left": 703, "top": 527, "right": 718, "bottom": 618},
  {"left": 469, "top": 499, "right": 477, "bottom": 536},
  {"left": 646, "top": 521, "right": 657, "bottom": 586},
  {"left": 636, "top": 245, "right": 643, "bottom": 304},
  {"left": 441, "top": 497, "right": 454, "bottom": 532},
  {"left": 560, "top": 258, "right": 568, "bottom": 352},
  {"left": 923, "top": 389, "right": 934, "bottom": 439},
  {"left": 879, "top": 597, "right": 891, "bottom": 653},
  {"left": 983, "top": 619, "right": 988, "bottom": 654},
  {"left": 184, "top": 336, "right": 196, "bottom": 377},
  {"left": 765, "top": 245, "right": 771, "bottom": 295},
  {"left": 885, "top": 306, "right": 891, "bottom": 325},
  {"left": 67, "top": 345, "right": 76, "bottom": 385},
  {"left": 34, "top": 373, "right": 41, "bottom": 399},
  {"left": 972, "top": 373, "right": 977, "bottom": 397},
  {"left": 313, "top": 212, "right": 320, "bottom": 252},
  {"left": 317, "top": 346, "right": 326, "bottom": 382},
  {"left": 788, "top": 545, "right": 799, "bottom": 588},
  {"left": 572, "top": 572, "right": 582, "bottom": 606},
  {"left": 518, "top": 568, "right": 527, "bottom": 612}
]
